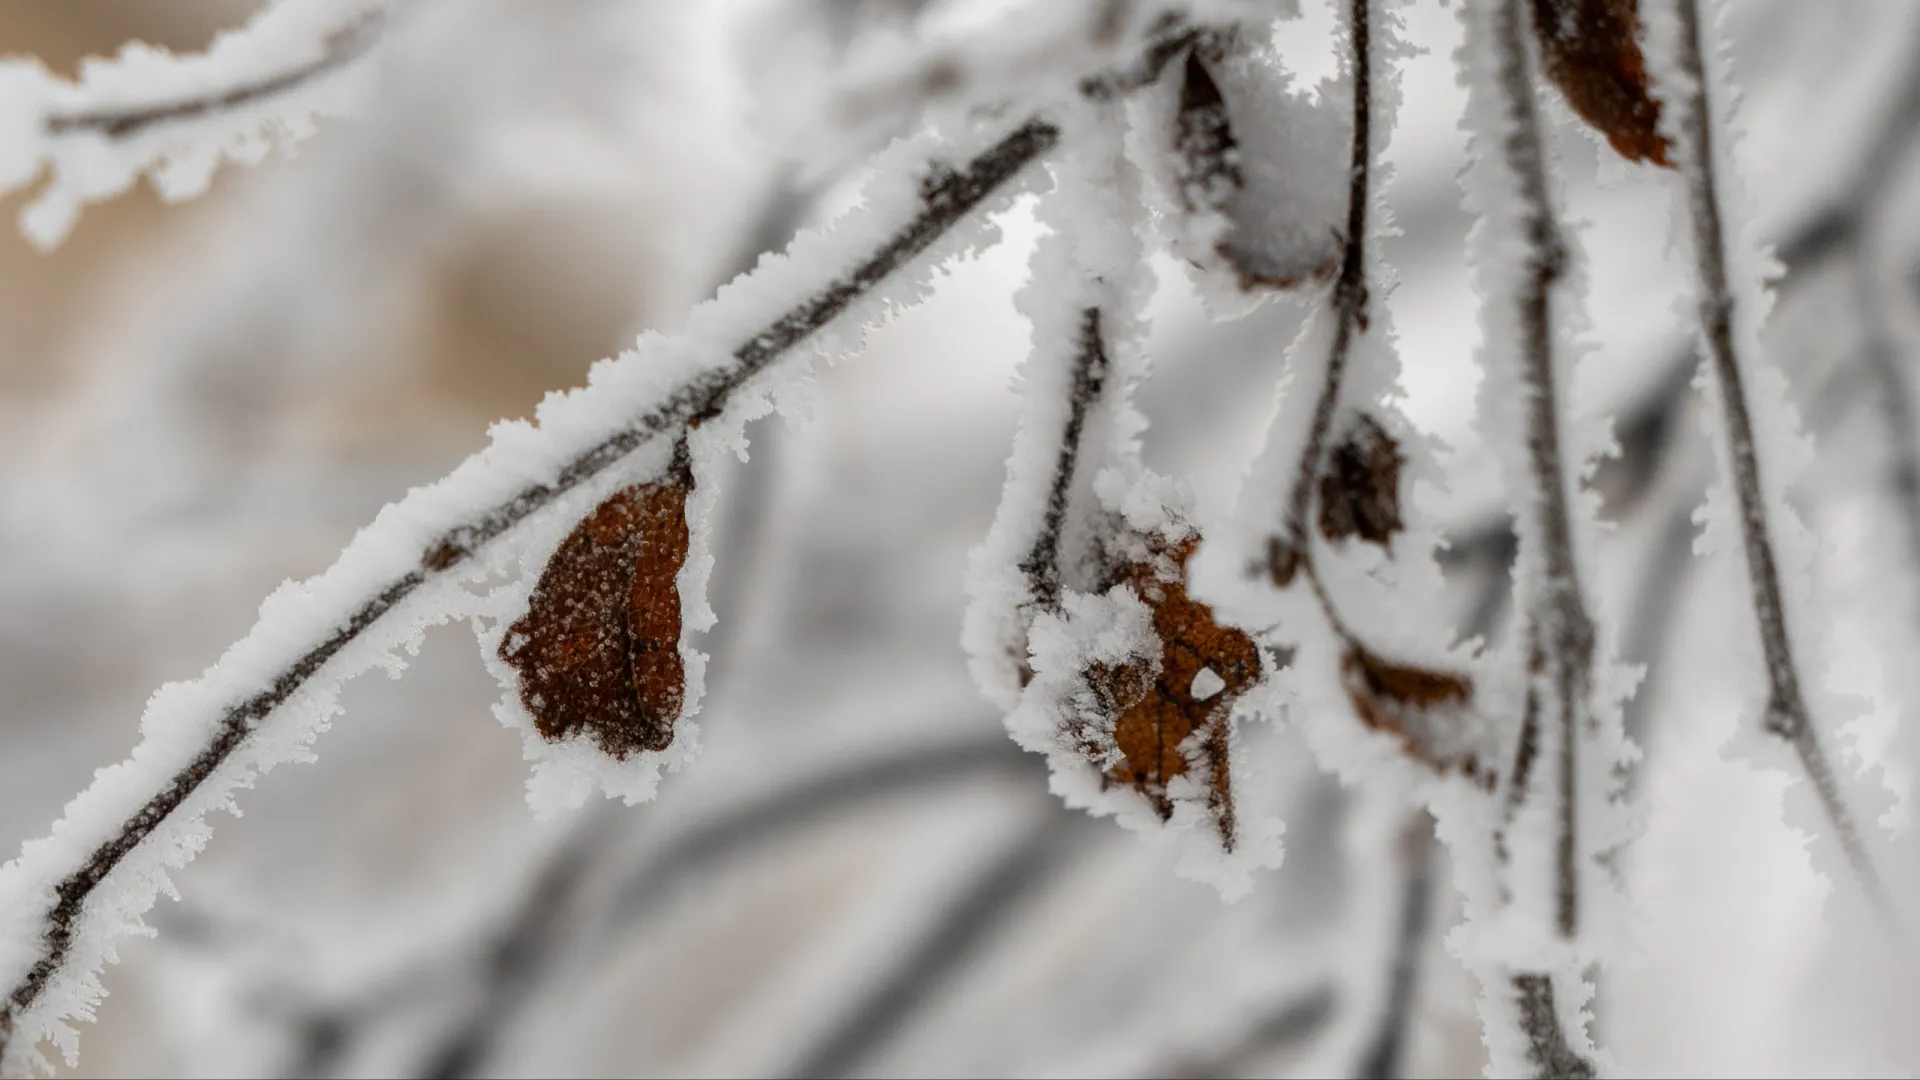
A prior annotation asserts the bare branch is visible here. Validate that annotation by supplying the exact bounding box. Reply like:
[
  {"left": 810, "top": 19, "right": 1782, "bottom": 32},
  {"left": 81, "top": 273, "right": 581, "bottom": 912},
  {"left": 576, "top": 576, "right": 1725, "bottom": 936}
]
[{"left": 781, "top": 813, "right": 1088, "bottom": 1079}]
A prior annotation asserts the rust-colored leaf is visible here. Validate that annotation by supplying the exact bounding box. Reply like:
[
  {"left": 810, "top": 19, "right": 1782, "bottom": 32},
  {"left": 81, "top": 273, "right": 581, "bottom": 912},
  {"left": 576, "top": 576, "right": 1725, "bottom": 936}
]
[
  {"left": 498, "top": 453, "right": 692, "bottom": 760},
  {"left": 1092, "top": 535, "right": 1261, "bottom": 846},
  {"left": 1341, "top": 644, "right": 1487, "bottom": 784},
  {"left": 1318, "top": 413, "right": 1404, "bottom": 547},
  {"left": 1532, "top": 0, "right": 1672, "bottom": 167}
]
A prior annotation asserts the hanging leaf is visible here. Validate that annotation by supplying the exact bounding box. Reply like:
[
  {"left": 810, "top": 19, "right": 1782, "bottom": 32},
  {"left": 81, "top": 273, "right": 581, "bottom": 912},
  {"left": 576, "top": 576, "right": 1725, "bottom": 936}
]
[
  {"left": 1341, "top": 643, "right": 1487, "bottom": 784},
  {"left": 1092, "top": 535, "right": 1261, "bottom": 845},
  {"left": 1173, "top": 45, "right": 1242, "bottom": 221},
  {"left": 1530, "top": 0, "right": 1672, "bottom": 166},
  {"left": 1318, "top": 412, "right": 1405, "bottom": 547},
  {"left": 1166, "top": 33, "right": 1344, "bottom": 293},
  {"left": 498, "top": 447, "right": 693, "bottom": 760}
]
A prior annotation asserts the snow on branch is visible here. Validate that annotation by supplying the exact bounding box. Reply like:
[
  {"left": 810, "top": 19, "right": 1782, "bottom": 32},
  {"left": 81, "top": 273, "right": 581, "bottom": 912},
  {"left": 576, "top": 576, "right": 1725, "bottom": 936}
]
[
  {"left": 0, "top": 0, "right": 389, "bottom": 249},
  {"left": 1453, "top": 0, "right": 1643, "bottom": 1073},
  {"left": 1642, "top": 0, "right": 1900, "bottom": 930},
  {"left": 0, "top": 113, "right": 1056, "bottom": 1077}
]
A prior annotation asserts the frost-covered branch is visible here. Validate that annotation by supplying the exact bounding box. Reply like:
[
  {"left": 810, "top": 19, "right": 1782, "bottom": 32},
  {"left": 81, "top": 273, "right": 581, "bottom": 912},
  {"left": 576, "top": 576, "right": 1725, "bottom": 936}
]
[
  {"left": 1455, "top": 0, "right": 1649, "bottom": 1073},
  {"left": 0, "top": 114, "right": 1057, "bottom": 1077},
  {"left": 0, "top": 0, "right": 391, "bottom": 248},
  {"left": 1650, "top": 0, "right": 1895, "bottom": 923}
]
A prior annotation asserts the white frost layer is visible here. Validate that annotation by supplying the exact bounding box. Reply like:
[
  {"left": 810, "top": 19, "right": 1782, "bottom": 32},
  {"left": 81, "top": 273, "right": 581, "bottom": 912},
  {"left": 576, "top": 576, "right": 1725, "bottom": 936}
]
[
  {"left": 0, "top": 116, "right": 1044, "bottom": 1077},
  {"left": 0, "top": 0, "right": 389, "bottom": 250}
]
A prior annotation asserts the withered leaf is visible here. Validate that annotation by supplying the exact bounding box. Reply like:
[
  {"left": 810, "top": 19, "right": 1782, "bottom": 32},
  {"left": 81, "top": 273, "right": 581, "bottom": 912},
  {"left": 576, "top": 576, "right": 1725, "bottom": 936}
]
[
  {"left": 499, "top": 453, "right": 692, "bottom": 760},
  {"left": 1171, "top": 37, "right": 1341, "bottom": 291},
  {"left": 1318, "top": 413, "right": 1404, "bottom": 548},
  {"left": 1531, "top": 0, "right": 1672, "bottom": 167},
  {"left": 1340, "top": 644, "right": 1487, "bottom": 785},
  {"left": 1092, "top": 535, "right": 1261, "bottom": 846},
  {"left": 1174, "top": 45, "right": 1241, "bottom": 219}
]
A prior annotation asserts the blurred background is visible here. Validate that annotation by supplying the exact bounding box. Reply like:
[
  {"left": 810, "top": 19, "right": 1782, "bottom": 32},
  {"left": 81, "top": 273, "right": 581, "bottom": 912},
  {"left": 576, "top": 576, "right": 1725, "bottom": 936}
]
[{"left": 2, "top": 0, "right": 1919, "bottom": 1075}]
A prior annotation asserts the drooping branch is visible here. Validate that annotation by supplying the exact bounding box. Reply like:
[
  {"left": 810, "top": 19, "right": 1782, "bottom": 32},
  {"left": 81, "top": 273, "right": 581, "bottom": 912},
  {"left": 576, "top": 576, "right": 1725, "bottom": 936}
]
[
  {"left": 1661, "top": 0, "right": 1894, "bottom": 923},
  {"left": 411, "top": 732, "right": 1038, "bottom": 1080},
  {"left": 0, "top": 115, "right": 1059, "bottom": 1075},
  {"left": 1263, "top": 0, "right": 1373, "bottom": 610},
  {"left": 1486, "top": 0, "right": 1593, "bottom": 942},
  {"left": 1460, "top": 0, "right": 1620, "bottom": 1073}
]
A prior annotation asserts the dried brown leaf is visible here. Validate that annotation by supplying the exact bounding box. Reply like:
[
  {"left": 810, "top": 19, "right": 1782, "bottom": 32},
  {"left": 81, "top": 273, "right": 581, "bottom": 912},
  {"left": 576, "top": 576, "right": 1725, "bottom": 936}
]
[
  {"left": 1174, "top": 45, "right": 1241, "bottom": 218},
  {"left": 1531, "top": 0, "right": 1672, "bottom": 167},
  {"left": 1092, "top": 536, "right": 1261, "bottom": 845},
  {"left": 1341, "top": 644, "right": 1487, "bottom": 784},
  {"left": 499, "top": 457, "right": 692, "bottom": 760},
  {"left": 1318, "top": 413, "right": 1404, "bottom": 547}
]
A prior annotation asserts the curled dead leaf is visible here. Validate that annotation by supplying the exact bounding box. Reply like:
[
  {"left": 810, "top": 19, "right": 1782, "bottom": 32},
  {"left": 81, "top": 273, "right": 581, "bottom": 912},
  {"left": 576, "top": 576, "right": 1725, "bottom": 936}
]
[
  {"left": 1090, "top": 535, "right": 1261, "bottom": 846},
  {"left": 1318, "top": 413, "right": 1404, "bottom": 547},
  {"left": 499, "top": 447, "right": 692, "bottom": 759},
  {"left": 1174, "top": 44, "right": 1241, "bottom": 220},
  {"left": 1170, "top": 35, "right": 1342, "bottom": 291},
  {"left": 1341, "top": 644, "right": 1487, "bottom": 785},
  {"left": 1531, "top": 0, "right": 1672, "bottom": 167}
]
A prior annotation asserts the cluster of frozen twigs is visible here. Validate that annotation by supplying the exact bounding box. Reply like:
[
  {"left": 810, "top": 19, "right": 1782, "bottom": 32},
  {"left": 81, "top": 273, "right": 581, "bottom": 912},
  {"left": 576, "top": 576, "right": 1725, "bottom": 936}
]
[{"left": 0, "top": 0, "right": 1916, "bottom": 1075}]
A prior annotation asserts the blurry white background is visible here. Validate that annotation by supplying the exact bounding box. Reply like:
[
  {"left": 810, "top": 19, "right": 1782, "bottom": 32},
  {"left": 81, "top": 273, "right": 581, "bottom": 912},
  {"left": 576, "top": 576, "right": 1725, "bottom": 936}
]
[{"left": 2, "top": 1, "right": 1919, "bottom": 1075}]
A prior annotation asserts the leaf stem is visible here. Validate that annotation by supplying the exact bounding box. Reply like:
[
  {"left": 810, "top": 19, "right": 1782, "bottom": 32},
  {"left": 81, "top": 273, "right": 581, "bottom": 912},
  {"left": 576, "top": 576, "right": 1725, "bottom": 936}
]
[{"left": 1021, "top": 307, "right": 1113, "bottom": 609}]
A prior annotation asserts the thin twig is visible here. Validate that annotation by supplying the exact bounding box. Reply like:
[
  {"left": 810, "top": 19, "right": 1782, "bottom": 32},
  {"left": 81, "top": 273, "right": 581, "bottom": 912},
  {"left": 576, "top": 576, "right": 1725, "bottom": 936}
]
[
  {"left": 1160, "top": 986, "right": 1339, "bottom": 1079},
  {"left": 0, "top": 117, "right": 1060, "bottom": 1064},
  {"left": 1666, "top": 0, "right": 1893, "bottom": 923},
  {"left": 42, "top": 8, "right": 389, "bottom": 140},
  {"left": 1352, "top": 814, "right": 1436, "bottom": 1080},
  {"left": 1267, "top": 0, "right": 1372, "bottom": 617},
  {"left": 416, "top": 734, "right": 1037, "bottom": 1080},
  {"left": 1478, "top": 0, "right": 1601, "bottom": 1072}
]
